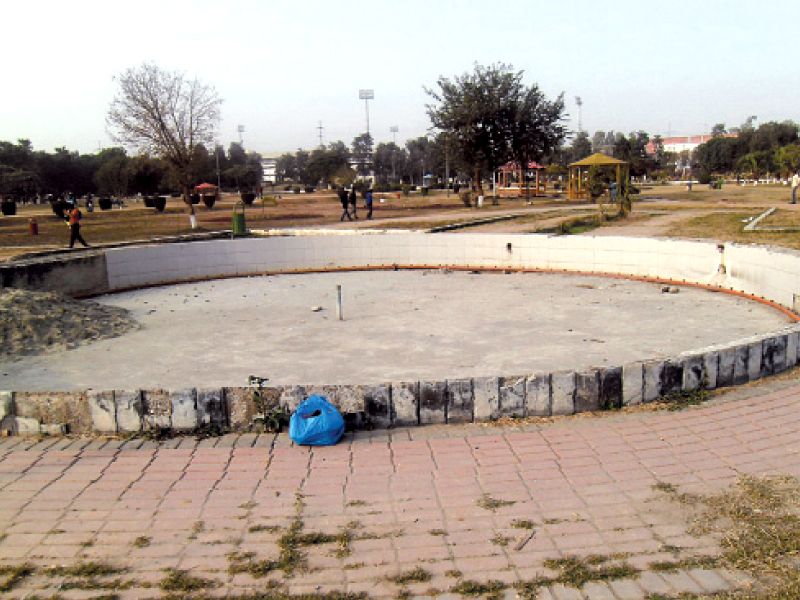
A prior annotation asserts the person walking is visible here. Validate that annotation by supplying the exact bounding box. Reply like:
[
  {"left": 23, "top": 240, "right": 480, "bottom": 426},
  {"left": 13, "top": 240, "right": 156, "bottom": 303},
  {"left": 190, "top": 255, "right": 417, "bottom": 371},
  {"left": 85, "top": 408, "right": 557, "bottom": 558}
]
[
  {"left": 67, "top": 202, "right": 90, "bottom": 248},
  {"left": 349, "top": 187, "right": 358, "bottom": 219},
  {"left": 338, "top": 187, "right": 352, "bottom": 221},
  {"left": 791, "top": 172, "right": 799, "bottom": 204},
  {"left": 365, "top": 189, "right": 373, "bottom": 220}
]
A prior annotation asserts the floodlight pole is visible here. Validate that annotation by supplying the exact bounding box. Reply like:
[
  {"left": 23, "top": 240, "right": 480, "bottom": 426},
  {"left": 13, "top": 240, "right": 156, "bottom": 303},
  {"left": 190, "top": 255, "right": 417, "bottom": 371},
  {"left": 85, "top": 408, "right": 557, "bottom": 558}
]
[
  {"left": 359, "top": 89, "right": 374, "bottom": 136},
  {"left": 390, "top": 126, "right": 398, "bottom": 180}
]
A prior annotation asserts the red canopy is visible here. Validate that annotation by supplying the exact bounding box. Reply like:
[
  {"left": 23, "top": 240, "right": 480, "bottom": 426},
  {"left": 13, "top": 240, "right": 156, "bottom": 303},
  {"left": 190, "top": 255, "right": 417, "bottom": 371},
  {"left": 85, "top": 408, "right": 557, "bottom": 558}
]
[
  {"left": 498, "top": 161, "right": 544, "bottom": 171},
  {"left": 194, "top": 183, "right": 217, "bottom": 191}
]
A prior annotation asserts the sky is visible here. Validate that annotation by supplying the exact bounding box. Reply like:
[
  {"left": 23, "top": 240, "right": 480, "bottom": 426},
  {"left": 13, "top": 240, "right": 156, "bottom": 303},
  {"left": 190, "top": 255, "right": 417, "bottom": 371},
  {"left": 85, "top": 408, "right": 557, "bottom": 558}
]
[{"left": 3, "top": 0, "right": 800, "bottom": 157}]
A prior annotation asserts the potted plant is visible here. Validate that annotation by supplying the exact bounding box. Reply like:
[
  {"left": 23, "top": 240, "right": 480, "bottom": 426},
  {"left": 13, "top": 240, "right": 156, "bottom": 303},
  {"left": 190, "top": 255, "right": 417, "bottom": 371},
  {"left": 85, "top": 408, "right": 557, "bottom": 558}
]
[
  {"left": 241, "top": 192, "right": 256, "bottom": 205},
  {"left": 153, "top": 196, "right": 167, "bottom": 212},
  {"left": 203, "top": 194, "right": 216, "bottom": 209},
  {"left": 1, "top": 199, "right": 16, "bottom": 216},
  {"left": 98, "top": 198, "right": 113, "bottom": 210}
]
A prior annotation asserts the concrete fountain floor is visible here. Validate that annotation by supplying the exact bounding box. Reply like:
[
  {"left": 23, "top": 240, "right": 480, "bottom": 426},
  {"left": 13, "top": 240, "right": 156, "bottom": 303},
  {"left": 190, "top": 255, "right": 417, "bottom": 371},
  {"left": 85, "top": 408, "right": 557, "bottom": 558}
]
[{"left": 1, "top": 270, "right": 793, "bottom": 391}]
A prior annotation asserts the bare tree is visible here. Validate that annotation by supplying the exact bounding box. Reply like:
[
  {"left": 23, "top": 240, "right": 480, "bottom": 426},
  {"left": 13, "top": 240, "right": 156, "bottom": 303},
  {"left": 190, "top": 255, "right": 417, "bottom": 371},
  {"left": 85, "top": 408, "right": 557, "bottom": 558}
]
[{"left": 106, "top": 62, "right": 222, "bottom": 228}]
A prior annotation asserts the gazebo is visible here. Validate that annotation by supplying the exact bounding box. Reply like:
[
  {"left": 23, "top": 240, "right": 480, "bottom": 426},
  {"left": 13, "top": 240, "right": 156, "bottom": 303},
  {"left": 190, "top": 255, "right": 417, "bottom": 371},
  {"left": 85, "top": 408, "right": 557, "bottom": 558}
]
[
  {"left": 568, "top": 153, "right": 628, "bottom": 200},
  {"left": 496, "top": 161, "right": 546, "bottom": 197}
]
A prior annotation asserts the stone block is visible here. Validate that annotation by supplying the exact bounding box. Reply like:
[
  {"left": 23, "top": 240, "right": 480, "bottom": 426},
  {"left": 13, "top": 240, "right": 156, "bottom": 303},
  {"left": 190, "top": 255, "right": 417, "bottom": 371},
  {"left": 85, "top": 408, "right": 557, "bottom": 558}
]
[
  {"left": 733, "top": 345, "right": 749, "bottom": 385},
  {"left": 660, "top": 360, "right": 683, "bottom": 396},
  {"left": 446, "top": 379, "right": 473, "bottom": 423},
  {"left": 499, "top": 376, "right": 526, "bottom": 417},
  {"left": 41, "top": 423, "right": 66, "bottom": 436},
  {"left": 681, "top": 354, "right": 705, "bottom": 392},
  {"left": 13, "top": 392, "right": 92, "bottom": 435},
  {"left": 14, "top": 416, "right": 41, "bottom": 436},
  {"left": 325, "top": 385, "right": 364, "bottom": 414},
  {"left": 115, "top": 390, "right": 143, "bottom": 433},
  {"left": 551, "top": 371, "right": 575, "bottom": 416},
  {"left": 88, "top": 390, "right": 117, "bottom": 434},
  {"left": 0, "top": 391, "right": 13, "bottom": 422},
  {"left": 643, "top": 361, "right": 664, "bottom": 403},
  {"left": 141, "top": 389, "right": 171, "bottom": 430},
  {"left": 717, "top": 347, "right": 735, "bottom": 388},
  {"left": 170, "top": 389, "right": 198, "bottom": 431},
  {"left": 473, "top": 377, "right": 500, "bottom": 421},
  {"left": 786, "top": 331, "right": 799, "bottom": 367},
  {"left": 391, "top": 382, "right": 419, "bottom": 427},
  {"left": 763, "top": 335, "right": 787, "bottom": 376},
  {"left": 364, "top": 384, "right": 391, "bottom": 429},
  {"left": 0, "top": 416, "right": 14, "bottom": 435},
  {"left": 225, "top": 387, "right": 255, "bottom": 430},
  {"left": 747, "top": 340, "right": 763, "bottom": 381},
  {"left": 574, "top": 369, "right": 600, "bottom": 413},
  {"left": 420, "top": 381, "right": 447, "bottom": 424},
  {"left": 622, "top": 363, "right": 644, "bottom": 406},
  {"left": 703, "top": 351, "right": 720, "bottom": 389},
  {"left": 599, "top": 366, "right": 623, "bottom": 410},
  {"left": 279, "top": 386, "right": 306, "bottom": 413},
  {"left": 526, "top": 374, "right": 551, "bottom": 417},
  {"left": 197, "top": 388, "right": 228, "bottom": 428}
]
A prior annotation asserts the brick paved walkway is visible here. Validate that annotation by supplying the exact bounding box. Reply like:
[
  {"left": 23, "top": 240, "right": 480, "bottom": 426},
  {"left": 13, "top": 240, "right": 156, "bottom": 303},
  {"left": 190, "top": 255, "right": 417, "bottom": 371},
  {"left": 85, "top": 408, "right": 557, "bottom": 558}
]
[{"left": 1, "top": 379, "right": 799, "bottom": 599}]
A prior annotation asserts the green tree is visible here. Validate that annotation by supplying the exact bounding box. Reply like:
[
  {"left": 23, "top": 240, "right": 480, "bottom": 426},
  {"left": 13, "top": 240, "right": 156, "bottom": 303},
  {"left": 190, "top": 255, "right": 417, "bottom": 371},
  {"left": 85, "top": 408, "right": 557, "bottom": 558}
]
[
  {"left": 777, "top": 144, "right": 800, "bottom": 176},
  {"left": 427, "top": 63, "right": 559, "bottom": 196},
  {"left": 351, "top": 133, "right": 374, "bottom": 177},
  {"left": 94, "top": 155, "right": 130, "bottom": 198},
  {"left": 106, "top": 62, "right": 223, "bottom": 228},
  {"left": 570, "top": 131, "right": 592, "bottom": 162}
]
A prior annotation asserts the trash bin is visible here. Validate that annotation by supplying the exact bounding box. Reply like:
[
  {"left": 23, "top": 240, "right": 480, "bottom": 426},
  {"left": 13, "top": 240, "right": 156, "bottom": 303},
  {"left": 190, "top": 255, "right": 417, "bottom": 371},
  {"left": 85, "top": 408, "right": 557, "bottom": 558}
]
[
  {"left": 231, "top": 201, "right": 246, "bottom": 238},
  {"left": 29, "top": 218, "right": 38, "bottom": 235}
]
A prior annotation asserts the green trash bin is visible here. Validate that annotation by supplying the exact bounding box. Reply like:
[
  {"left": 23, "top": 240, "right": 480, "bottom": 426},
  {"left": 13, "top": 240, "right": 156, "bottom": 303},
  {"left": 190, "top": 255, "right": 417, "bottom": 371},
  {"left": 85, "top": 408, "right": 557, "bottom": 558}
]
[{"left": 231, "top": 201, "right": 247, "bottom": 238}]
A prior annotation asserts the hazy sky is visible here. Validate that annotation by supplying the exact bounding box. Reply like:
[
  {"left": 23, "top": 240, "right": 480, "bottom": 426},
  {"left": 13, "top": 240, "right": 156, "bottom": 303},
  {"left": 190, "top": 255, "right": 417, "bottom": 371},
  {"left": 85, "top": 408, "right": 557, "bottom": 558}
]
[{"left": 4, "top": 0, "right": 799, "bottom": 156}]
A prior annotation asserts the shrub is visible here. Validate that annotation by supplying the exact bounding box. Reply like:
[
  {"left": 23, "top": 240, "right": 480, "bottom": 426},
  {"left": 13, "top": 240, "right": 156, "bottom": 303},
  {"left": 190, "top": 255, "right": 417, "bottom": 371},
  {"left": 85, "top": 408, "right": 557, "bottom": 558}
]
[
  {"left": 459, "top": 191, "right": 472, "bottom": 207},
  {"left": 402, "top": 184, "right": 413, "bottom": 197}
]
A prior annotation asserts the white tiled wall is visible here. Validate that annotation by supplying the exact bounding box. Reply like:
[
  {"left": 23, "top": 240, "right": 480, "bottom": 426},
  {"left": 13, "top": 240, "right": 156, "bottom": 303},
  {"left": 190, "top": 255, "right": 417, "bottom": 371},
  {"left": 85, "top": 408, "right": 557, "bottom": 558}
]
[{"left": 102, "top": 234, "right": 800, "bottom": 310}]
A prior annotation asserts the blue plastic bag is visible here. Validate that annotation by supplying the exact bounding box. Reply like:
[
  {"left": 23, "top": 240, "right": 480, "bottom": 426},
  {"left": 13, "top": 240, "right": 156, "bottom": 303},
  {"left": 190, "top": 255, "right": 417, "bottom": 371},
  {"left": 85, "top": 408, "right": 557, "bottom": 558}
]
[{"left": 289, "top": 395, "right": 345, "bottom": 446}]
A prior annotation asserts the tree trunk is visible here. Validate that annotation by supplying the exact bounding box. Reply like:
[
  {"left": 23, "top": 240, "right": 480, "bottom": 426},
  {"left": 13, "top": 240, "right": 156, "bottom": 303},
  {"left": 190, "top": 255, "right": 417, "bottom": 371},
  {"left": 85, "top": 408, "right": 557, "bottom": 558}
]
[
  {"left": 475, "top": 167, "right": 483, "bottom": 198},
  {"left": 182, "top": 184, "right": 197, "bottom": 229}
]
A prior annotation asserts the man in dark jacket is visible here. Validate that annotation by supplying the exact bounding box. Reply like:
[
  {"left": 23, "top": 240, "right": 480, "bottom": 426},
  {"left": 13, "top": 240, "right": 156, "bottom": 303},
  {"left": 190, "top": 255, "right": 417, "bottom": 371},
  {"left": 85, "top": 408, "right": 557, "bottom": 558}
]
[
  {"left": 339, "top": 187, "right": 351, "bottom": 221},
  {"left": 349, "top": 188, "right": 358, "bottom": 219}
]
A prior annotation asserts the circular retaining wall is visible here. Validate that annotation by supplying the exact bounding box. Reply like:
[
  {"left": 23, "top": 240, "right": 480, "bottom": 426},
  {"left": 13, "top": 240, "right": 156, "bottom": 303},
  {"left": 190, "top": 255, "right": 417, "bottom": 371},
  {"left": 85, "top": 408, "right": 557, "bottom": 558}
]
[{"left": 2, "top": 232, "right": 800, "bottom": 436}]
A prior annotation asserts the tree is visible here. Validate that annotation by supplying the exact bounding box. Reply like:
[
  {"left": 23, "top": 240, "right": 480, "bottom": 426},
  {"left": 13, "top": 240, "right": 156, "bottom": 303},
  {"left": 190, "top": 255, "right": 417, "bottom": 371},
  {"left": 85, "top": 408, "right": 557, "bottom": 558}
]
[
  {"left": 776, "top": 144, "right": 800, "bottom": 176},
  {"left": 426, "top": 63, "right": 565, "bottom": 196},
  {"left": 570, "top": 131, "right": 592, "bottom": 162},
  {"left": 106, "top": 62, "right": 223, "bottom": 227},
  {"left": 711, "top": 123, "right": 727, "bottom": 138},
  {"left": 507, "top": 86, "right": 567, "bottom": 199},
  {"left": 351, "top": 133, "right": 374, "bottom": 177}
]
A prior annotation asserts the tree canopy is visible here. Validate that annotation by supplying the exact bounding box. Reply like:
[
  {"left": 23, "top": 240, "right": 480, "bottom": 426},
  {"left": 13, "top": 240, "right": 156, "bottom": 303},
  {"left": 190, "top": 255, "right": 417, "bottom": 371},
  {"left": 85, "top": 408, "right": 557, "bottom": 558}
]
[
  {"left": 106, "top": 62, "right": 223, "bottom": 223},
  {"left": 425, "top": 63, "right": 567, "bottom": 194}
]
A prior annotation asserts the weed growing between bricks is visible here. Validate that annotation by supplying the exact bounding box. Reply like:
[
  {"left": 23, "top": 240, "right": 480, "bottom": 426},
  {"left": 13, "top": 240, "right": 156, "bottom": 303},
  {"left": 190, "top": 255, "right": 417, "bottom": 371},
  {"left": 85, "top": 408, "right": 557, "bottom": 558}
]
[{"left": 652, "top": 474, "right": 800, "bottom": 600}]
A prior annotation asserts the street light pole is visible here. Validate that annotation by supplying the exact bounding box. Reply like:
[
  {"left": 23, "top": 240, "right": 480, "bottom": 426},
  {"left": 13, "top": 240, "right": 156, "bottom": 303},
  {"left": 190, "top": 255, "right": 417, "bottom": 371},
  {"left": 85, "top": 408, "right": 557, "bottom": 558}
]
[{"left": 390, "top": 126, "right": 398, "bottom": 181}]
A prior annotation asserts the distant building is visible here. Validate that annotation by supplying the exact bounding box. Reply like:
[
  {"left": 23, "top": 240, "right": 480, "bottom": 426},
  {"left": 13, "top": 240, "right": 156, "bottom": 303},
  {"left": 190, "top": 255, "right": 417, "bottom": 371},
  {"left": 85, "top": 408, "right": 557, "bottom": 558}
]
[
  {"left": 646, "top": 133, "right": 738, "bottom": 156},
  {"left": 261, "top": 158, "right": 277, "bottom": 184}
]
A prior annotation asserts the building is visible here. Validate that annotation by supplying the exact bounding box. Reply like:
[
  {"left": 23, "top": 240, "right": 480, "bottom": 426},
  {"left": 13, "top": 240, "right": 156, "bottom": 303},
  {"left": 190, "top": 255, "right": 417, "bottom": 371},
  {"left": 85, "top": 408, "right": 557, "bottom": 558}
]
[{"left": 645, "top": 133, "right": 738, "bottom": 156}]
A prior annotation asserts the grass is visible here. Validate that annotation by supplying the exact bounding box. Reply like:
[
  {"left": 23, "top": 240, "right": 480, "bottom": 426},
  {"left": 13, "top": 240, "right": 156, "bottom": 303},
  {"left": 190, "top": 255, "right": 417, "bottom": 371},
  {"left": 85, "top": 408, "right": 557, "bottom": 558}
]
[
  {"left": 652, "top": 474, "right": 800, "bottom": 600},
  {"left": 476, "top": 493, "right": 516, "bottom": 512},
  {"left": 0, "top": 564, "right": 35, "bottom": 592},
  {"left": 159, "top": 568, "right": 219, "bottom": 593},
  {"left": 663, "top": 210, "right": 800, "bottom": 250},
  {"left": 386, "top": 566, "right": 432, "bottom": 584}
]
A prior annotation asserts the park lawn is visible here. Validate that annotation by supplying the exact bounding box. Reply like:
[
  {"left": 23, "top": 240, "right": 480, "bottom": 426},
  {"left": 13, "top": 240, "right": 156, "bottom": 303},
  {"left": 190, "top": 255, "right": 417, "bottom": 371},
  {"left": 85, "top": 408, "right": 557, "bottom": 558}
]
[{"left": 662, "top": 210, "right": 800, "bottom": 250}]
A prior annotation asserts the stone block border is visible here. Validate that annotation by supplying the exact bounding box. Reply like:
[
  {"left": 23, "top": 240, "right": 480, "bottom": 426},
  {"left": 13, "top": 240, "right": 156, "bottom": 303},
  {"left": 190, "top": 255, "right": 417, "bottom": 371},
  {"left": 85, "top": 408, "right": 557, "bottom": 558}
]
[
  {"left": 2, "top": 232, "right": 800, "bottom": 435},
  {"left": 1, "top": 327, "right": 797, "bottom": 436}
]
